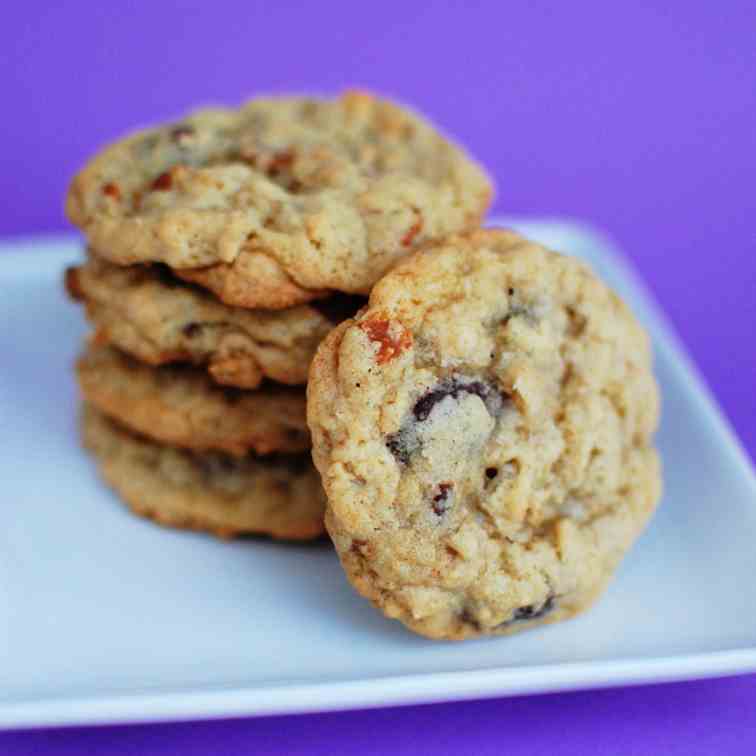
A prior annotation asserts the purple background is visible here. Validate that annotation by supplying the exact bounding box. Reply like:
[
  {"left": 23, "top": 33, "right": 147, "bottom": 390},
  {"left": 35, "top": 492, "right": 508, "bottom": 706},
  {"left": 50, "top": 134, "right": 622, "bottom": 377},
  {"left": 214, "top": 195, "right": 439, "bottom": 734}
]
[{"left": 2, "top": 0, "right": 754, "bottom": 752}]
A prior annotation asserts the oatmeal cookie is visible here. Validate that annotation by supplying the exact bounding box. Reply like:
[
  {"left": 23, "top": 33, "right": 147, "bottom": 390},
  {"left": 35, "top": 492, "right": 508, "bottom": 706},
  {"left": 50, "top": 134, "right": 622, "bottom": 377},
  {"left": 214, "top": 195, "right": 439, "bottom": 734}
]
[
  {"left": 81, "top": 403, "right": 325, "bottom": 540},
  {"left": 77, "top": 345, "right": 309, "bottom": 457},
  {"left": 308, "top": 229, "right": 661, "bottom": 639},
  {"left": 66, "top": 92, "right": 492, "bottom": 307},
  {"left": 65, "top": 257, "right": 338, "bottom": 389}
]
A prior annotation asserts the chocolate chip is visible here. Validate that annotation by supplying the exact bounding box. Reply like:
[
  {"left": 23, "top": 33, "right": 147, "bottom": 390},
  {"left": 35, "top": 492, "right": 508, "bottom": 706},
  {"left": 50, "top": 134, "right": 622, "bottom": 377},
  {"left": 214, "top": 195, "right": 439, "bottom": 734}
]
[
  {"left": 385, "top": 377, "right": 510, "bottom": 465},
  {"left": 385, "top": 433, "right": 410, "bottom": 465},
  {"left": 413, "top": 379, "right": 501, "bottom": 422},
  {"left": 499, "top": 596, "right": 556, "bottom": 628},
  {"left": 460, "top": 608, "right": 481, "bottom": 631},
  {"left": 485, "top": 467, "right": 498, "bottom": 479},
  {"left": 432, "top": 482, "right": 454, "bottom": 516}
]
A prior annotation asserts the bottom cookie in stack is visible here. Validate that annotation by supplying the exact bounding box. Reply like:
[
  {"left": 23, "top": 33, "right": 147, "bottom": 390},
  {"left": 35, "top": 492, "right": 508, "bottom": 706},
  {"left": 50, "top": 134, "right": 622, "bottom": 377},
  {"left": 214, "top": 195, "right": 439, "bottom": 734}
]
[{"left": 77, "top": 346, "right": 325, "bottom": 541}]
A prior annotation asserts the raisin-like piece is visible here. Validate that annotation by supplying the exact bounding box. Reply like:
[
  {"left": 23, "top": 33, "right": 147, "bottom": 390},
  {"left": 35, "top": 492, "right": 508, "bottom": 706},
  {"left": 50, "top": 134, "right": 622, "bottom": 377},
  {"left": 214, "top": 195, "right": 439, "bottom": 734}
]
[
  {"left": 267, "top": 150, "right": 294, "bottom": 177},
  {"left": 102, "top": 182, "right": 121, "bottom": 200},
  {"left": 151, "top": 171, "right": 173, "bottom": 191}
]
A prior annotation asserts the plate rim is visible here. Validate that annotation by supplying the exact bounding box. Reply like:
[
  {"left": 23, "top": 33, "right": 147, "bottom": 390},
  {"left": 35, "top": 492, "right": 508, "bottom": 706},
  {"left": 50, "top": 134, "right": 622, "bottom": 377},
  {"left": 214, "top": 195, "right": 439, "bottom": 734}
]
[{"left": 3, "top": 649, "right": 756, "bottom": 730}]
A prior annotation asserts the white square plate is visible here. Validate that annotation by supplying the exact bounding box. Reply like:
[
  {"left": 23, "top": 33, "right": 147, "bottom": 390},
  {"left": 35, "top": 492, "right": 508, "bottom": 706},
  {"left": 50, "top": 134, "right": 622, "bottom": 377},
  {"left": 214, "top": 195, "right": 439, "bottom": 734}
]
[{"left": 1, "top": 219, "right": 755, "bottom": 730}]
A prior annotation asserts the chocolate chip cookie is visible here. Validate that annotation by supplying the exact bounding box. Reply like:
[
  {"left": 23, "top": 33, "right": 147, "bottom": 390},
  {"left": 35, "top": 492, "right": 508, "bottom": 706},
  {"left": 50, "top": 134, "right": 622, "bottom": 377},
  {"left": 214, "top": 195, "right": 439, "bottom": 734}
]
[
  {"left": 66, "top": 91, "right": 492, "bottom": 307},
  {"left": 81, "top": 403, "right": 325, "bottom": 540},
  {"left": 66, "top": 256, "right": 337, "bottom": 389},
  {"left": 78, "top": 346, "right": 309, "bottom": 457},
  {"left": 308, "top": 229, "right": 661, "bottom": 639}
]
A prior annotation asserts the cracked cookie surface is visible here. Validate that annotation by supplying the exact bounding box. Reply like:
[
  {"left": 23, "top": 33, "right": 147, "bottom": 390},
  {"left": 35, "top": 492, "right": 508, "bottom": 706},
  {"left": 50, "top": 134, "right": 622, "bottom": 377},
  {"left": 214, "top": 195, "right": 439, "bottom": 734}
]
[
  {"left": 66, "top": 256, "right": 337, "bottom": 389},
  {"left": 66, "top": 91, "right": 492, "bottom": 307},
  {"left": 78, "top": 346, "right": 309, "bottom": 457},
  {"left": 307, "top": 229, "right": 661, "bottom": 639},
  {"left": 81, "top": 403, "right": 325, "bottom": 540}
]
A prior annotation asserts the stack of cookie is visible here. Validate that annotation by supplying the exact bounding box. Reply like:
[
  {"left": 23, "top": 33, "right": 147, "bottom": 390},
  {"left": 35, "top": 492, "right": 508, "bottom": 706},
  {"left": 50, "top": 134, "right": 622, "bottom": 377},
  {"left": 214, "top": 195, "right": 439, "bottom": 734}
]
[{"left": 64, "top": 92, "right": 493, "bottom": 541}]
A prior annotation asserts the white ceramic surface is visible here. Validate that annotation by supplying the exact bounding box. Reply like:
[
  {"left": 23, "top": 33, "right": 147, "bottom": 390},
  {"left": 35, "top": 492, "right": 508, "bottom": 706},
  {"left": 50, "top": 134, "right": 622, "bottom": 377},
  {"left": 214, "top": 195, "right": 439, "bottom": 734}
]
[{"left": 1, "top": 219, "right": 754, "bottom": 730}]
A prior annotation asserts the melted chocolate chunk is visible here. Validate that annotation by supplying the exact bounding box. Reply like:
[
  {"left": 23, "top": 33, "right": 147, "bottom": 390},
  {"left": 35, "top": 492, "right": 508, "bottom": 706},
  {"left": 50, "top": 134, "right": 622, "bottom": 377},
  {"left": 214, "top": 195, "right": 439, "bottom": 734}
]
[
  {"left": 460, "top": 608, "right": 481, "bottom": 631},
  {"left": 485, "top": 467, "right": 498, "bottom": 479},
  {"left": 500, "top": 596, "right": 556, "bottom": 628},
  {"left": 413, "top": 379, "right": 490, "bottom": 422},
  {"left": 432, "top": 482, "right": 454, "bottom": 516},
  {"left": 385, "top": 433, "right": 410, "bottom": 465},
  {"left": 385, "top": 377, "right": 510, "bottom": 464}
]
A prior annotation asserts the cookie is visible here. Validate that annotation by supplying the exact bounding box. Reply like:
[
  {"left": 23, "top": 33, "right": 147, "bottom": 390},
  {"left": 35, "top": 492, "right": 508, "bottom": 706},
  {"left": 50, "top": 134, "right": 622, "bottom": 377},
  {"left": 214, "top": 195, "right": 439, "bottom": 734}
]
[
  {"left": 77, "top": 345, "right": 309, "bottom": 457},
  {"left": 65, "top": 256, "right": 339, "bottom": 389},
  {"left": 307, "top": 229, "right": 661, "bottom": 639},
  {"left": 81, "top": 403, "right": 325, "bottom": 540},
  {"left": 66, "top": 91, "right": 492, "bottom": 308}
]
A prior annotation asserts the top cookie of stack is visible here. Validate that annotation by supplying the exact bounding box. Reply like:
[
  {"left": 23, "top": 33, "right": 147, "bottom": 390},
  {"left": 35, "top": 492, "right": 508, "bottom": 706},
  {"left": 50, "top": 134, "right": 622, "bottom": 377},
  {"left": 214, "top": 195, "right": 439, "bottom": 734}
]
[{"left": 66, "top": 90, "right": 493, "bottom": 309}]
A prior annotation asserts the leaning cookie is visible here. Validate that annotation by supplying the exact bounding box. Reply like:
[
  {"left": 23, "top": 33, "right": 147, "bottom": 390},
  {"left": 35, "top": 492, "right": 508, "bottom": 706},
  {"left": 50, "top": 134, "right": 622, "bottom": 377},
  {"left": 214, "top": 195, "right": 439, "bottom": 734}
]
[
  {"left": 66, "top": 91, "right": 492, "bottom": 308},
  {"left": 81, "top": 403, "right": 325, "bottom": 540},
  {"left": 77, "top": 345, "right": 310, "bottom": 457},
  {"left": 65, "top": 257, "right": 340, "bottom": 389},
  {"left": 307, "top": 229, "right": 661, "bottom": 640}
]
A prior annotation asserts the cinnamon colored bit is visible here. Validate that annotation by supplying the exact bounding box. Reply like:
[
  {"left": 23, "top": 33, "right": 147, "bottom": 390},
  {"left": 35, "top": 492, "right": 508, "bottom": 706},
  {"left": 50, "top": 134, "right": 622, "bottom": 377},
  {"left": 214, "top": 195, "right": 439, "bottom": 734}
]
[
  {"left": 92, "top": 327, "right": 110, "bottom": 347},
  {"left": 267, "top": 150, "right": 295, "bottom": 176},
  {"left": 102, "top": 182, "right": 121, "bottom": 200},
  {"left": 401, "top": 218, "right": 422, "bottom": 247},
  {"left": 151, "top": 171, "right": 173, "bottom": 191},
  {"left": 64, "top": 266, "right": 84, "bottom": 301},
  {"left": 359, "top": 317, "right": 413, "bottom": 364},
  {"left": 350, "top": 538, "right": 367, "bottom": 555}
]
